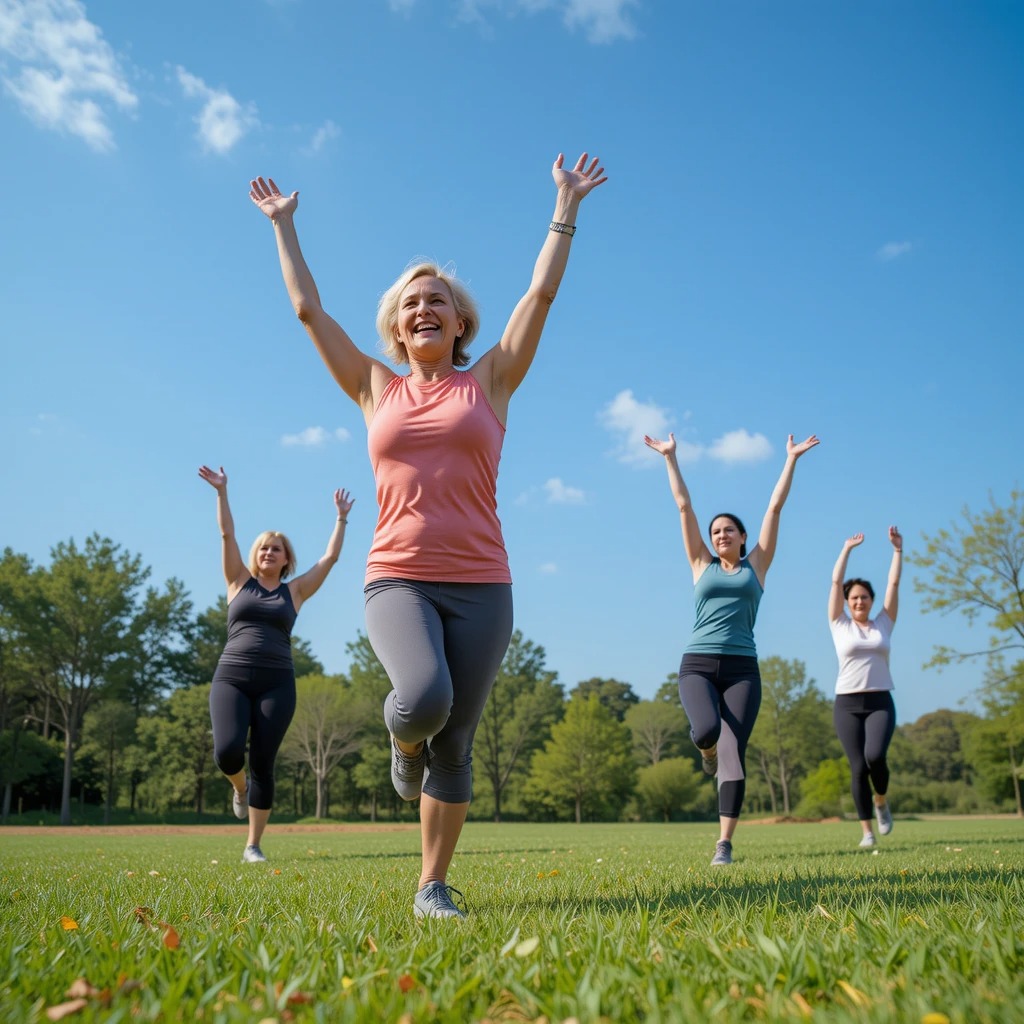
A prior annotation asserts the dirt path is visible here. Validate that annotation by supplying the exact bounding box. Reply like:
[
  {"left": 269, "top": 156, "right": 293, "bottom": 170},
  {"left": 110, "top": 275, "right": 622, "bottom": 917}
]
[{"left": 0, "top": 823, "right": 419, "bottom": 837}]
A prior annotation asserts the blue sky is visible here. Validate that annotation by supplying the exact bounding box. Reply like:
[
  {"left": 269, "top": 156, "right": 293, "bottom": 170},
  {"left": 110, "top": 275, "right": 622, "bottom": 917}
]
[{"left": 2, "top": 0, "right": 1022, "bottom": 723}]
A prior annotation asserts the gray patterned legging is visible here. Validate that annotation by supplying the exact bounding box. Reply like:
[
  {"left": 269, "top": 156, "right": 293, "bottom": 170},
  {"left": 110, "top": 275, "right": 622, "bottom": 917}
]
[
  {"left": 365, "top": 579, "right": 513, "bottom": 804},
  {"left": 678, "top": 653, "right": 762, "bottom": 818}
]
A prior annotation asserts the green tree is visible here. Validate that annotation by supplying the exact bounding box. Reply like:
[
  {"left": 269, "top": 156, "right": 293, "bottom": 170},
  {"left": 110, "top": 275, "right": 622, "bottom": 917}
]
[
  {"left": 635, "top": 757, "right": 699, "bottom": 821},
  {"left": 476, "top": 630, "right": 564, "bottom": 822},
  {"left": 352, "top": 742, "right": 392, "bottom": 822},
  {"left": 899, "top": 709, "right": 974, "bottom": 783},
  {"left": 280, "top": 674, "right": 370, "bottom": 818},
  {"left": 571, "top": 677, "right": 639, "bottom": 722},
  {"left": 137, "top": 685, "right": 213, "bottom": 814},
  {"left": 625, "top": 698, "right": 688, "bottom": 765},
  {"left": 795, "top": 758, "right": 851, "bottom": 818},
  {"left": 344, "top": 632, "right": 393, "bottom": 706},
  {"left": 525, "top": 694, "right": 635, "bottom": 823},
  {"left": 968, "top": 661, "right": 1024, "bottom": 814},
  {"left": 81, "top": 700, "right": 137, "bottom": 823},
  {"left": 749, "top": 657, "right": 834, "bottom": 816}
]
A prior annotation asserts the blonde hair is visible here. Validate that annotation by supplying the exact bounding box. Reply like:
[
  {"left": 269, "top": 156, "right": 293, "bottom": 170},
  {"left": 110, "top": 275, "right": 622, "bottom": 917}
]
[
  {"left": 376, "top": 261, "right": 480, "bottom": 367},
  {"left": 248, "top": 531, "right": 297, "bottom": 580}
]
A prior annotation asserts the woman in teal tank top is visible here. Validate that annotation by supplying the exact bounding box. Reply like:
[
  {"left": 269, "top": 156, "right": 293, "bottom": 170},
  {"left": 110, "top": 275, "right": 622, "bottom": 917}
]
[{"left": 644, "top": 431, "right": 819, "bottom": 865}]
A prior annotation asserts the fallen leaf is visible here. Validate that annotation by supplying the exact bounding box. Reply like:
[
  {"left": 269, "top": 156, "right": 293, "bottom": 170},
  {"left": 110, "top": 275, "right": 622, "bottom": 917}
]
[
  {"left": 45, "top": 998, "right": 89, "bottom": 1021},
  {"left": 365, "top": 935, "right": 378, "bottom": 953},
  {"left": 397, "top": 974, "right": 415, "bottom": 993},
  {"left": 60, "top": 917, "right": 79, "bottom": 931},
  {"left": 514, "top": 937, "right": 540, "bottom": 958},
  {"left": 837, "top": 980, "right": 870, "bottom": 1007},
  {"left": 134, "top": 907, "right": 153, "bottom": 926},
  {"left": 273, "top": 869, "right": 282, "bottom": 876},
  {"left": 790, "top": 991, "right": 813, "bottom": 1017},
  {"left": 287, "top": 991, "right": 314, "bottom": 1005},
  {"left": 148, "top": 871, "right": 160, "bottom": 877},
  {"left": 161, "top": 925, "right": 180, "bottom": 950}
]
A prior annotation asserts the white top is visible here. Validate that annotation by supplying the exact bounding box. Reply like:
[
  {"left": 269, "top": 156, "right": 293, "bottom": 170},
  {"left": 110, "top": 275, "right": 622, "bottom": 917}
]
[{"left": 829, "top": 609, "right": 895, "bottom": 694}]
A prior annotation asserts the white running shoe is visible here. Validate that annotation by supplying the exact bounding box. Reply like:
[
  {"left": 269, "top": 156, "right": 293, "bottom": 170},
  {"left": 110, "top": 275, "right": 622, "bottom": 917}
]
[
  {"left": 859, "top": 832, "right": 877, "bottom": 848},
  {"left": 875, "top": 801, "right": 893, "bottom": 836},
  {"left": 242, "top": 844, "right": 267, "bottom": 863},
  {"left": 232, "top": 780, "right": 249, "bottom": 820}
]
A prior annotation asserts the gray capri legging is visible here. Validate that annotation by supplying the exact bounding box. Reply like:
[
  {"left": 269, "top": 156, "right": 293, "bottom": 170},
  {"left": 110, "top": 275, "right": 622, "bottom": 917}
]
[{"left": 364, "top": 578, "right": 514, "bottom": 804}]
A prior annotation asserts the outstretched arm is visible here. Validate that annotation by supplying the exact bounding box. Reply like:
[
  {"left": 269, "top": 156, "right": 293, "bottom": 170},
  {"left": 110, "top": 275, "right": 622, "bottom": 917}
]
[
  {"left": 829, "top": 533, "right": 863, "bottom": 622},
  {"left": 249, "top": 178, "right": 392, "bottom": 420},
  {"left": 749, "top": 434, "right": 820, "bottom": 582},
  {"left": 883, "top": 525, "right": 903, "bottom": 623},
  {"left": 644, "top": 434, "right": 713, "bottom": 580},
  {"left": 290, "top": 489, "right": 356, "bottom": 612},
  {"left": 198, "top": 466, "right": 248, "bottom": 590},
  {"left": 476, "top": 153, "right": 607, "bottom": 404}
]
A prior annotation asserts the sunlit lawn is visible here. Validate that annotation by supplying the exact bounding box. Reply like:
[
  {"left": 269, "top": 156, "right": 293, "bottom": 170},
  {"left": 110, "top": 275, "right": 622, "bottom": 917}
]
[{"left": 1, "top": 818, "right": 1022, "bottom": 1023}]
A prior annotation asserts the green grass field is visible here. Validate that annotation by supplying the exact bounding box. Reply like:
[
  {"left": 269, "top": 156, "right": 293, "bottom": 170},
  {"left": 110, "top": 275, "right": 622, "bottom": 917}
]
[{"left": 1, "top": 818, "right": 1021, "bottom": 1023}]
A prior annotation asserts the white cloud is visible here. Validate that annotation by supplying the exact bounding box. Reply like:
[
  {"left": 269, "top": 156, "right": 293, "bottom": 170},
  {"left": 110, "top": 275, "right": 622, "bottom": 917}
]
[
  {"left": 281, "top": 426, "right": 351, "bottom": 447},
  {"left": 707, "top": 429, "right": 773, "bottom": 465},
  {"left": 308, "top": 118, "right": 339, "bottom": 153},
  {"left": 563, "top": 0, "right": 638, "bottom": 43},
  {"left": 0, "top": 0, "right": 137, "bottom": 151},
  {"left": 388, "top": 0, "right": 416, "bottom": 11},
  {"left": 600, "top": 389, "right": 698, "bottom": 466},
  {"left": 544, "top": 477, "right": 585, "bottom": 504},
  {"left": 877, "top": 241, "right": 912, "bottom": 262},
  {"left": 175, "top": 66, "right": 257, "bottom": 154},
  {"left": 539, "top": 562, "right": 558, "bottom": 574}
]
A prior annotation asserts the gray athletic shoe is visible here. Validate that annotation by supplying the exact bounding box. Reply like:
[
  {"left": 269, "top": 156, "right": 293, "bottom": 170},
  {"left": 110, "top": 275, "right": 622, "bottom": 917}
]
[
  {"left": 699, "top": 746, "right": 718, "bottom": 776},
  {"left": 232, "top": 780, "right": 249, "bottom": 820},
  {"left": 710, "top": 840, "right": 733, "bottom": 866},
  {"left": 859, "top": 832, "right": 877, "bottom": 848},
  {"left": 875, "top": 801, "right": 893, "bottom": 836},
  {"left": 242, "top": 844, "right": 267, "bottom": 863},
  {"left": 413, "top": 881, "right": 467, "bottom": 919},
  {"left": 390, "top": 736, "right": 427, "bottom": 802}
]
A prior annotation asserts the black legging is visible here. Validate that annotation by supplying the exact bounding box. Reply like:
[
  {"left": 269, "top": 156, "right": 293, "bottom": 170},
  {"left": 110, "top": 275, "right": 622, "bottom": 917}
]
[
  {"left": 833, "top": 690, "right": 896, "bottom": 820},
  {"left": 678, "top": 654, "right": 762, "bottom": 818},
  {"left": 210, "top": 663, "right": 296, "bottom": 810}
]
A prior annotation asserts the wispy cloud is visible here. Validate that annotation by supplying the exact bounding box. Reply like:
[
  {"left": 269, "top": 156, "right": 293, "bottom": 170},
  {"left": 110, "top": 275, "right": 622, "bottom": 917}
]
[
  {"left": 307, "top": 118, "right": 339, "bottom": 154},
  {"left": 600, "top": 389, "right": 696, "bottom": 466},
  {"left": 539, "top": 562, "right": 559, "bottom": 574},
  {"left": 544, "top": 477, "right": 586, "bottom": 504},
  {"left": 0, "top": 0, "right": 137, "bottom": 151},
  {"left": 175, "top": 66, "right": 257, "bottom": 154},
  {"left": 707, "top": 429, "right": 772, "bottom": 464},
  {"left": 396, "top": 0, "right": 637, "bottom": 43},
  {"left": 877, "top": 241, "right": 912, "bottom": 262},
  {"left": 280, "top": 426, "right": 351, "bottom": 447}
]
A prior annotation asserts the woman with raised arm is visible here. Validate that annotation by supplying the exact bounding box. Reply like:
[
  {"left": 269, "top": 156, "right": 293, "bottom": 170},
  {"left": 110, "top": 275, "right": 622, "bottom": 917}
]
[
  {"left": 643, "top": 432, "right": 819, "bottom": 865},
  {"left": 249, "top": 153, "right": 606, "bottom": 918},
  {"left": 198, "top": 465, "right": 354, "bottom": 864},
  {"left": 828, "top": 527, "right": 902, "bottom": 848}
]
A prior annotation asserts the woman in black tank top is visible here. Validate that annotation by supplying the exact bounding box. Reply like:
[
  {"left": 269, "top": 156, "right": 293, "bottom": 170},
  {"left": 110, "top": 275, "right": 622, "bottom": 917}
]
[{"left": 199, "top": 465, "right": 354, "bottom": 864}]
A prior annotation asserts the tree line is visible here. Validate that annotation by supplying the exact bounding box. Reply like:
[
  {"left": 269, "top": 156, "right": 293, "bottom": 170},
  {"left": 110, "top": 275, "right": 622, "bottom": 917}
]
[{"left": 2, "top": 491, "right": 1023, "bottom": 824}]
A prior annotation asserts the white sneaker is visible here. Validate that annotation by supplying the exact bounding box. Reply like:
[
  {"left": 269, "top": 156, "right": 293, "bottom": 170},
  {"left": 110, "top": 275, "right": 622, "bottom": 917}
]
[
  {"left": 875, "top": 801, "right": 893, "bottom": 836},
  {"left": 232, "top": 780, "right": 249, "bottom": 820},
  {"left": 242, "top": 844, "right": 267, "bottom": 863},
  {"left": 859, "top": 832, "right": 876, "bottom": 848}
]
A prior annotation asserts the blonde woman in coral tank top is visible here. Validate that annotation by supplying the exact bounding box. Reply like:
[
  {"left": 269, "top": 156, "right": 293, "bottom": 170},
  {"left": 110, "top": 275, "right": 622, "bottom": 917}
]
[{"left": 249, "top": 153, "right": 607, "bottom": 918}]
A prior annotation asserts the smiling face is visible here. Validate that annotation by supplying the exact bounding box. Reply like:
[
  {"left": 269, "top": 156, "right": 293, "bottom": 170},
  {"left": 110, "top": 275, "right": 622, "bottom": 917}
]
[
  {"left": 846, "top": 583, "right": 874, "bottom": 623},
  {"left": 396, "top": 276, "right": 465, "bottom": 363},
  {"left": 709, "top": 515, "right": 746, "bottom": 560},
  {"left": 248, "top": 531, "right": 296, "bottom": 580}
]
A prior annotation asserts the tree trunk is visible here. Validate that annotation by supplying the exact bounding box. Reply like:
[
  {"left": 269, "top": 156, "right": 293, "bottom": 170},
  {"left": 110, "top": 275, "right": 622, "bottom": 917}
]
[
  {"left": 1010, "top": 743, "right": 1023, "bottom": 817},
  {"left": 369, "top": 790, "right": 377, "bottom": 823},
  {"left": 779, "top": 756, "right": 791, "bottom": 815},
  {"left": 60, "top": 727, "right": 75, "bottom": 826},
  {"left": 104, "top": 744, "right": 115, "bottom": 825},
  {"left": 759, "top": 749, "right": 778, "bottom": 815},
  {"left": 575, "top": 794, "right": 582, "bottom": 824},
  {"left": 315, "top": 772, "right": 325, "bottom": 819},
  {"left": 493, "top": 780, "right": 503, "bottom": 824}
]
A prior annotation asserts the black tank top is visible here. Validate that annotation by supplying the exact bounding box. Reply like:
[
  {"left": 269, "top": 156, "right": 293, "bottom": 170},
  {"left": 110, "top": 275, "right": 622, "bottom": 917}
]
[{"left": 219, "top": 576, "right": 297, "bottom": 669}]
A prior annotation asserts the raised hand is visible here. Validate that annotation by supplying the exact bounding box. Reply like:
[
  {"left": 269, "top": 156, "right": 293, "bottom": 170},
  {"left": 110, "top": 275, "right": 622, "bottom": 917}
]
[
  {"left": 249, "top": 177, "right": 298, "bottom": 220},
  {"left": 844, "top": 533, "right": 865, "bottom": 549},
  {"left": 198, "top": 465, "right": 227, "bottom": 491},
  {"left": 552, "top": 152, "right": 607, "bottom": 201},
  {"left": 644, "top": 433, "right": 677, "bottom": 457},
  {"left": 335, "top": 488, "right": 355, "bottom": 518},
  {"left": 889, "top": 525, "right": 903, "bottom": 552},
  {"left": 787, "top": 434, "right": 820, "bottom": 459}
]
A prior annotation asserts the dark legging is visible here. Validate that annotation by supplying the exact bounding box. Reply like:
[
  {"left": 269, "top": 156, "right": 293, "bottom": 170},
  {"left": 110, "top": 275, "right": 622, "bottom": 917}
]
[
  {"left": 834, "top": 690, "right": 896, "bottom": 820},
  {"left": 365, "top": 578, "right": 513, "bottom": 804},
  {"left": 210, "top": 663, "right": 296, "bottom": 810},
  {"left": 678, "top": 653, "right": 762, "bottom": 818}
]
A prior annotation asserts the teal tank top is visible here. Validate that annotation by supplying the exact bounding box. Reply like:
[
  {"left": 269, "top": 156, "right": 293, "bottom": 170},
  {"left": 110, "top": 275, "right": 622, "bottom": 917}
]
[{"left": 686, "top": 558, "right": 763, "bottom": 656}]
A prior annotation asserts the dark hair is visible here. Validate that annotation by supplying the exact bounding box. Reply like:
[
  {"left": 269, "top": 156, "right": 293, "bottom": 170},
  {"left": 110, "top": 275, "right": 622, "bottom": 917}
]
[
  {"left": 843, "top": 578, "right": 875, "bottom": 600},
  {"left": 708, "top": 513, "right": 747, "bottom": 558}
]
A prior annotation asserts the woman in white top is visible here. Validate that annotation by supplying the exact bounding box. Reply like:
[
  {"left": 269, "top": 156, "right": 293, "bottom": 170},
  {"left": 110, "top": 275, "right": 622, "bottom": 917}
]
[{"left": 828, "top": 527, "right": 903, "bottom": 847}]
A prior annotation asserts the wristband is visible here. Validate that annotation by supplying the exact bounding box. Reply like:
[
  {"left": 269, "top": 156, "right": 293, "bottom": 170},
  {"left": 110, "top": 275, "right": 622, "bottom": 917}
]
[{"left": 549, "top": 221, "right": 576, "bottom": 236}]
